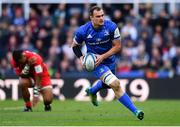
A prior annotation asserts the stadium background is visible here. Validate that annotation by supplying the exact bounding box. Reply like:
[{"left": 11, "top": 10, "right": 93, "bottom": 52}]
[{"left": 0, "top": 1, "right": 180, "bottom": 126}]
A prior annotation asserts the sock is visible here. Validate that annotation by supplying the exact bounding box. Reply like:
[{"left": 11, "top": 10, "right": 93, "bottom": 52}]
[
  {"left": 89, "top": 80, "right": 103, "bottom": 94},
  {"left": 118, "top": 93, "right": 137, "bottom": 114},
  {"left": 89, "top": 80, "right": 111, "bottom": 94},
  {"left": 25, "top": 101, "right": 32, "bottom": 108}
]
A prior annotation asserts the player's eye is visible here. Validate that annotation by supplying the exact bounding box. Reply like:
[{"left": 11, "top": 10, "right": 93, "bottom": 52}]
[{"left": 96, "top": 14, "right": 104, "bottom": 18}]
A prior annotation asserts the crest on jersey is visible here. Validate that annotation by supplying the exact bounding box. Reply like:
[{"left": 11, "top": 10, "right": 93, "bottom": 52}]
[{"left": 104, "top": 30, "right": 110, "bottom": 36}]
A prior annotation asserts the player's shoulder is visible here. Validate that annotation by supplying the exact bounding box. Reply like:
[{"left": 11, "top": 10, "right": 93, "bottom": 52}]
[
  {"left": 104, "top": 20, "right": 117, "bottom": 28},
  {"left": 24, "top": 50, "right": 43, "bottom": 64},
  {"left": 104, "top": 20, "right": 118, "bottom": 32},
  {"left": 77, "top": 21, "right": 92, "bottom": 33}
]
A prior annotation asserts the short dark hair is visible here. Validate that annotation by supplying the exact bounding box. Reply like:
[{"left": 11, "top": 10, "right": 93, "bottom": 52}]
[
  {"left": 12, "top": 50, "right": 23, "bottom": 63},
  {"left": 89, "top": 6, "right": 102, "bottom": 16}
]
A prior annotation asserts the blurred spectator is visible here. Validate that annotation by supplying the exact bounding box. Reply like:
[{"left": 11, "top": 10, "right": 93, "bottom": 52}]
[
  {"left": 20, "top": 35, "right": 35, "bottom": 51},
  {"left": 13, "top": 7, "right": 26, "bottom": 26},
  {"left": 54, "top": 4, "right": 66, "bottom": 23},
  {"left": 28, "top": 8, "right": 39, "bottom": 34},
  {"left": 0, "top": 58, "right": 11, "bottom": 79},
  {"left": 121, "top": 19, "right": 138, "bottom": 41},
  {"left": 132, "top": 43, "right": 149, "bottom": 70},
  {"left": 0, "top": 3, "right": 179, "bottom": 78}
]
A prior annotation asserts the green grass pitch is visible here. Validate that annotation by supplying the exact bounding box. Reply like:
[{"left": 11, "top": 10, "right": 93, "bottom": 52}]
[{"left": 0, "top": 100, "right": 180, "bottom": 126}]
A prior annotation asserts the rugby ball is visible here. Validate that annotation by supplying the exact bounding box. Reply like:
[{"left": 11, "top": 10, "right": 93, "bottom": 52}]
[{"left": 83, "top": 53, "right": 96, "bottom": 72}]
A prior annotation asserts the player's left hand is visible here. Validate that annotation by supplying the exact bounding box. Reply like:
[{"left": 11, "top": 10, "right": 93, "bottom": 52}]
[
  {"left": 95, "top": 54, "right": 105, "bottom": 67},
  {"left": 80, "top": 55, "right": 85, "bottom": 69}
]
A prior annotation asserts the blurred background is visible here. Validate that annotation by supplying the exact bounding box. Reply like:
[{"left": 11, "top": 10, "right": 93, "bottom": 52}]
[
  {"left": 0, "top": 1, "right": 179, "bottom": 80},
  {"left": 0, "top": 1, "right": 180, "bottom": 125}
]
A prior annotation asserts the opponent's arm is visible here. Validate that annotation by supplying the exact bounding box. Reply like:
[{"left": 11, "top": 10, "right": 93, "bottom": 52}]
[{"left": 96, "top": 39, "right": 121, "bottom": 66}]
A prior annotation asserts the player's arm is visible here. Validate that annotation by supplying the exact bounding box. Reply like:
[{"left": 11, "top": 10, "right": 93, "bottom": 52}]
[
  {"left": 35, "top": 74, "right": 42, "bottom": 87},
  {"left": 28, "top": 55, "right": 43, "bottom": 87},
  {"left": 96, "top": 27, "right": 121, "bottom": 66},
  {"left": 96, "top": 39, "right": 121, "bottom": 66},
  {"left": 72, "top": 41, "right": 84, "bottom": 62},
  {"left": 72, "top": 27, "right": 85, "bottom": 62},
  {"left": 34, "top": 63, "right": 43, "bottom": 87}
]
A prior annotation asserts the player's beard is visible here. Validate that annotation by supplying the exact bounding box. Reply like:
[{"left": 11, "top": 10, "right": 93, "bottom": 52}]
[{"left": 99, "top": 20, "right": 104, "bottom": 26}]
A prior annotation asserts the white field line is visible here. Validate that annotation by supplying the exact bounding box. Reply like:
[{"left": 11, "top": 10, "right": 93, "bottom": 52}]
[{"left": 0, "top": 106, "right": 22, "bottom": 111}]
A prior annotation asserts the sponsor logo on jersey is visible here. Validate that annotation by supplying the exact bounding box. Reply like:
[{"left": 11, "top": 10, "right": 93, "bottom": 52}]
[
  {"left": 96, "top": 38, "right": 102, "bottom": 42},
  {"left": 34, "top": 65, "right": 43, "bottom": 73}
]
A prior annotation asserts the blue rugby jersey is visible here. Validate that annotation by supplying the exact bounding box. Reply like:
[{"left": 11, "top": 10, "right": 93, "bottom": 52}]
[{"left": 74, "top": 20, "right": 121, "bottom": 64}]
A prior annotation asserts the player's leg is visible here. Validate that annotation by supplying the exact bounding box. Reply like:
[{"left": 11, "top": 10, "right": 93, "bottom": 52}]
[
  {"left": 88, "top": 80, "right": 110, "bottom": 94},
  {"left": 86, "top": 65, "right": 111, "bottom": 106},
  {"left": 102, "top": 70, "right": 144, "bottom": 120},
  {"left": 19, "top": 77, "right": 33, "bottom": 112},
  {"left": 41, "top": 86, "right": 53, "bottom": 111},
  {"left": 39, "top": 76, "right": 53, "bottom": 111},
  {"left": 86, "top": 80, "right": 110, "bottom": 106}
]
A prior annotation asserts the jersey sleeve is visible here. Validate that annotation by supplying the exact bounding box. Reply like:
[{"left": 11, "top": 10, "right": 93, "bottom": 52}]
[
  {"left": 26, "top": 52, "right": 44, "bottom": 76},
  {"left": 73, "top": 27, "right": 85, "bottom": 45},
  {"left": 109, "top": 21, "right": 121, "bottom": 40},
  {"left": 32, "top": 56, "right": 44, "bottom": 76}
]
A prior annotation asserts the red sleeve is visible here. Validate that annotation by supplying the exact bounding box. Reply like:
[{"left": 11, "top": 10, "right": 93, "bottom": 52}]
[
  {"left": 26, "top": 51, "right": 44, "bottom": 76},
  {"left": 10, "top": 58, "right": 22, "bottom": 75}
]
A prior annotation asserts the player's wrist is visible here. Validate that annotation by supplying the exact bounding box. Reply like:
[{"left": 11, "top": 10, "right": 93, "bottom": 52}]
[{"left": 33, "top": 86, "right": 40, "bottom": 97}]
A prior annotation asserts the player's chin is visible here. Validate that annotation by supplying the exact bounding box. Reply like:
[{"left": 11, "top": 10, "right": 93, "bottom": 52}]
[{"left": 99, "top": 22, "right": 104, "bottom": 26}]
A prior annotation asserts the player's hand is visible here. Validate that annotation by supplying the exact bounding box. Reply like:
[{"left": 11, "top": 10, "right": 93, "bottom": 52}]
[
  {"left": 21, "top": 64, "right": 30, "bottom": 75},
  {"left": 80, "top": 56, "right": 85, "bottom": 68},
  {"left": 95, "top": 54, "right": 105, "bottom": 67}
]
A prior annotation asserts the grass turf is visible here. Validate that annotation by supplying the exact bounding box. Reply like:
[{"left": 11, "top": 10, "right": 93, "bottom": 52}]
[{"left": 0, "top": 99, "right": 180, "bottom": 126}]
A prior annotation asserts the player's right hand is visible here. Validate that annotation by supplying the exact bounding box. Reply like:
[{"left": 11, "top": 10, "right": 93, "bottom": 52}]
[{"left": 95, "top": 54, "right": 105, "bottom": 67}]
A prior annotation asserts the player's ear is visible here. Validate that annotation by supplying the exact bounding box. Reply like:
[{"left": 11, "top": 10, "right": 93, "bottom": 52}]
[{"left": 90, "top": 15, "right": 93, "bottom": 20}]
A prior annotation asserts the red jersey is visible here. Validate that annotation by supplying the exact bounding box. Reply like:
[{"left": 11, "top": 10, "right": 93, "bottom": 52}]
[{"left": 11, "top": 50, "right": 51, "bottom": 86}]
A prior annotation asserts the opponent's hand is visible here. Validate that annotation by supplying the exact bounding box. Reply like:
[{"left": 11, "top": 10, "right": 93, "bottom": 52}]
[
  {"left": 21, "top": 64, "right": 30, "bottom": 75},
  {"left": 95, "top": 54, "right": 105, "bottom": 67}
]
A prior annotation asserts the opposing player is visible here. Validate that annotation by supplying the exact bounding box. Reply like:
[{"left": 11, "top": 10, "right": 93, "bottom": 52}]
[
  {"left": 11, "top": 50, "right": 53, "bottom": 112},
  {"left": 72, "top": 6, "right": 144, "bottom": 120}
]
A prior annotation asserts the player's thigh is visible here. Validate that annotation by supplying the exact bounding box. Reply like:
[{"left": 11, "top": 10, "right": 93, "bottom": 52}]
[
  {"left": 93, "top": 64, "right": 118, "bottom": 86},
  {"left": 19, "top": 77, "right": 34, "bottom": 88}
]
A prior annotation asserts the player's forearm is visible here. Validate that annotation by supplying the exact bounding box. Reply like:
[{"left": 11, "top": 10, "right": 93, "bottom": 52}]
[
  {"left": 35, "top": 75, "right": 41, "bottom": 87},
  {"left": 102, "top": 44, "right": 121, "bottom": 60}
]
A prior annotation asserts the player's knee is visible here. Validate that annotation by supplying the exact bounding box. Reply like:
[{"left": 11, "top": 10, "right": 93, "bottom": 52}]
[
  {"left": 111, "top": 79, "right": 121, "bottom": 91},
  {"left": 103, "top": 71, "right": 117, "bottom": 86}
]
